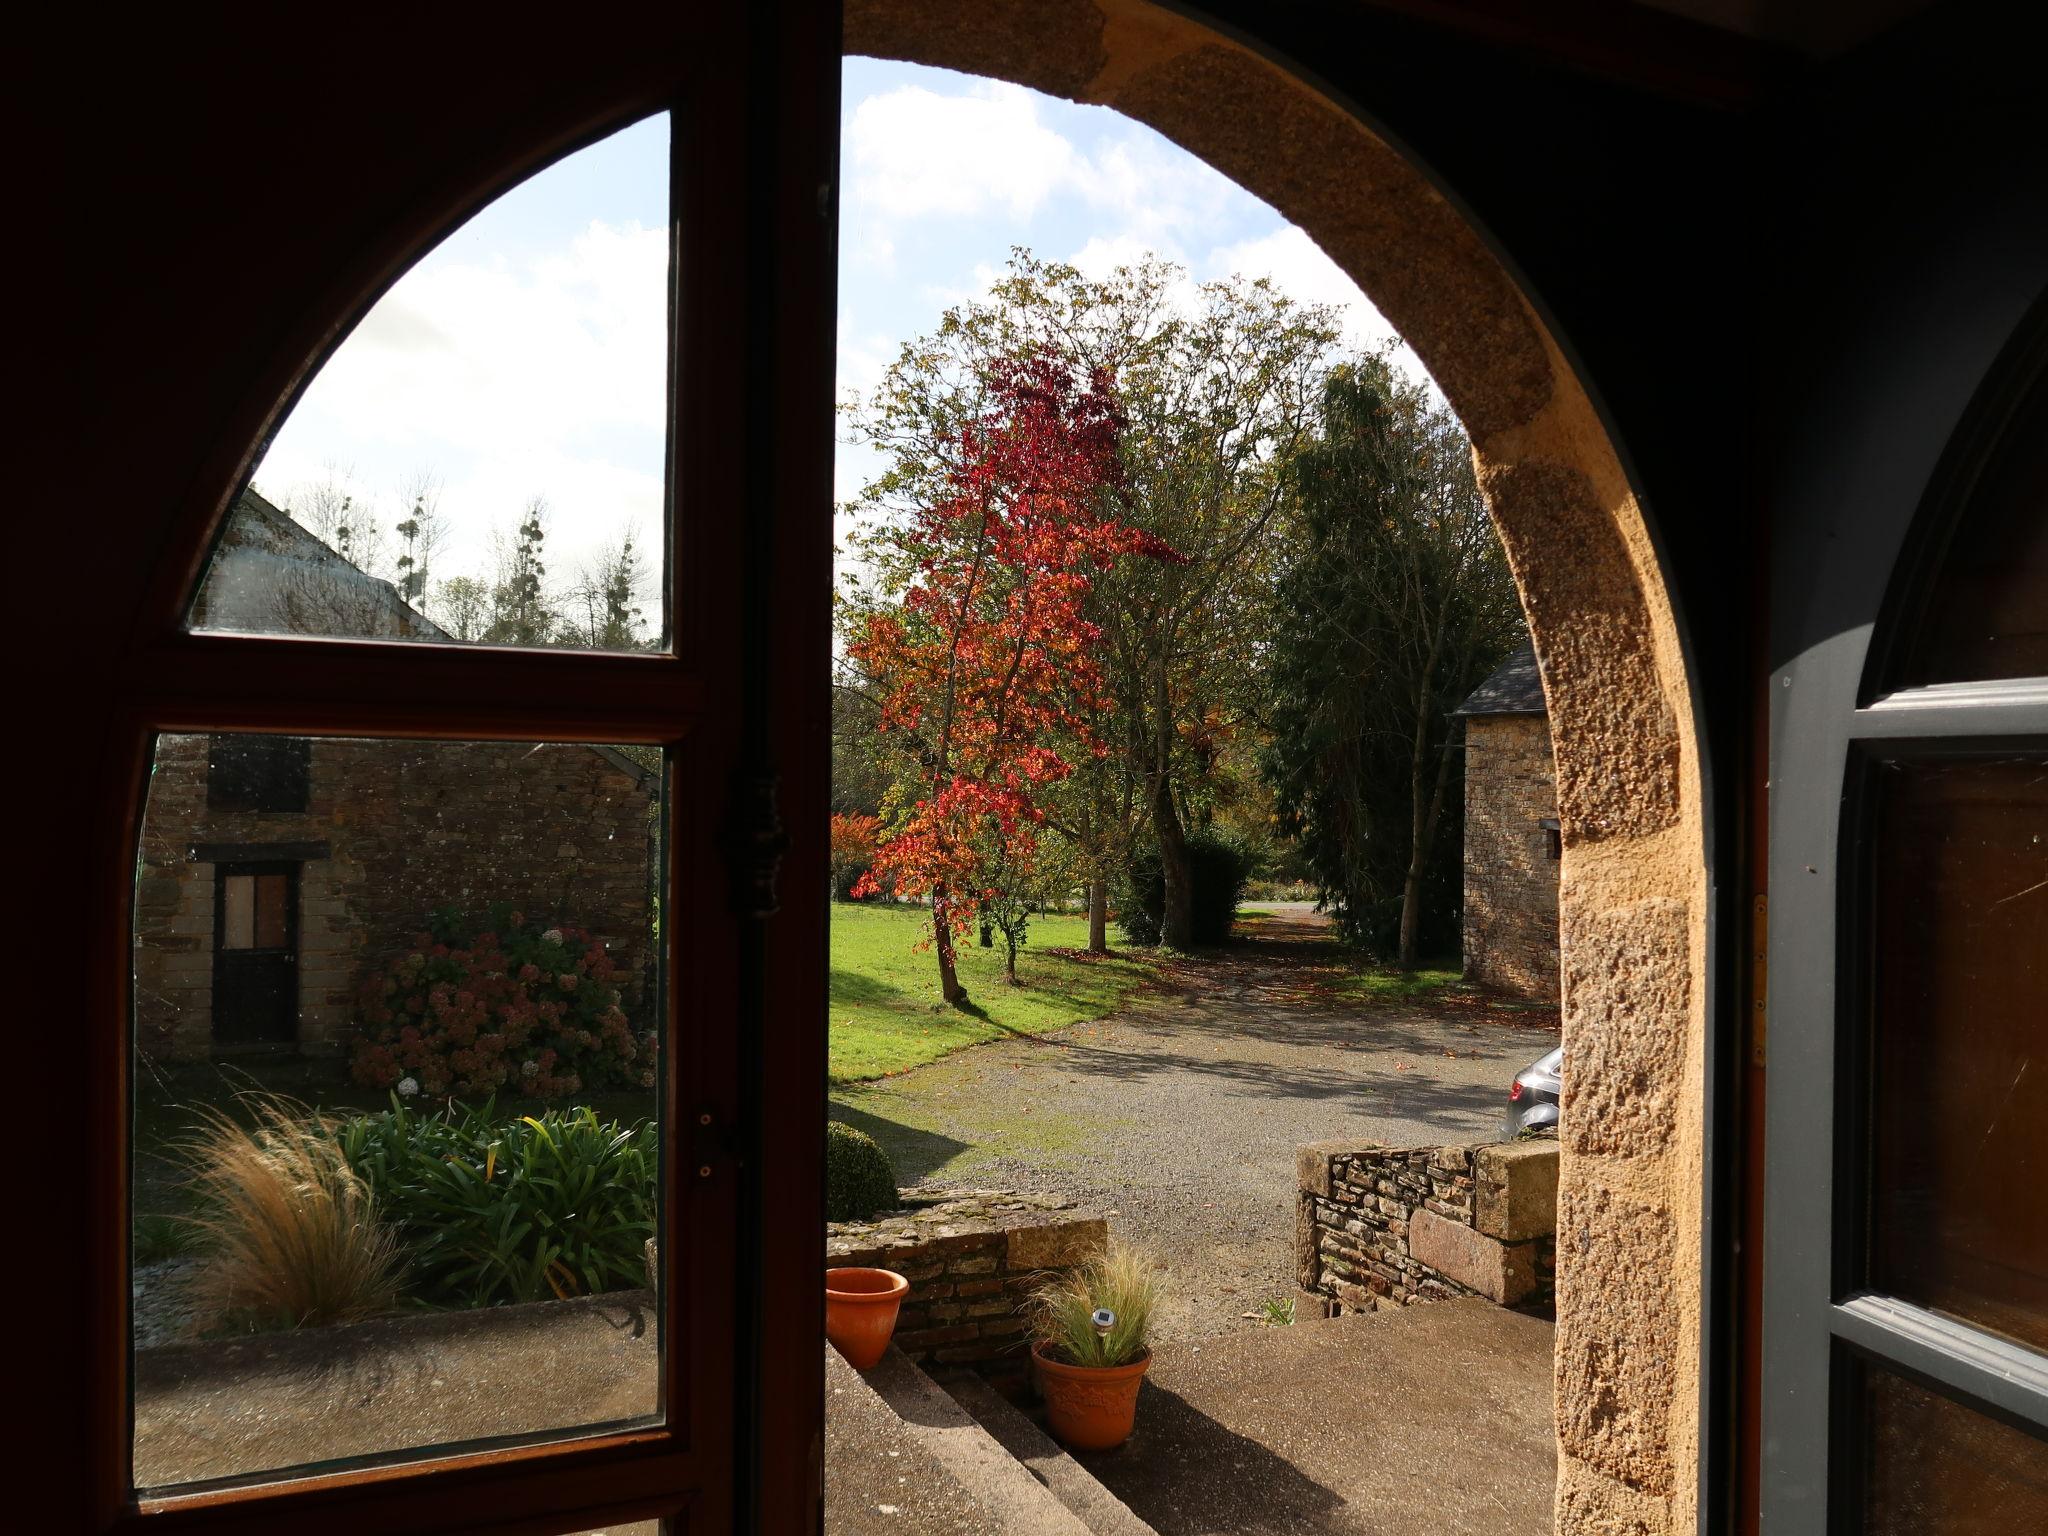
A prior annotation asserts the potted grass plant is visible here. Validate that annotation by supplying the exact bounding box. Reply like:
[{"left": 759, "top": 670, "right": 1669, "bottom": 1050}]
[{"left": 1029, "top": 1243, "right": 1163, "bottom": 1451}]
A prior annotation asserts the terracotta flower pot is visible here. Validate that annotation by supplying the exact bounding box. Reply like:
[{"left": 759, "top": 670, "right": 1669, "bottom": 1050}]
[
  {"left": 824, "top": 1266, "right": 909, "bottom": 1370},
  {"left": 1032, "top": 1341, "right": 1151, "bottom": 1452}
]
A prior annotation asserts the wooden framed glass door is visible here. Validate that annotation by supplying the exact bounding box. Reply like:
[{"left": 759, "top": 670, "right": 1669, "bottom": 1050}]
[
  {"left": 102, "top": 4, "right": 841, "bottom": 1532},
  {"left": 1763, "top": 296, "right": 2048, "bottom": 1529}
]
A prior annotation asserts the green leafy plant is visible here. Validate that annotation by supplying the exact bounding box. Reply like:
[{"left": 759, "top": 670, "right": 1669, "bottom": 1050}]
[
  {"left": 334, "top": 1098, "right": 658, "bottom": 1309},
  {"left": 180, "top": 1095, "right": 406, "bottom": 1333},
  {"left": 1031, "top": 1243, "right": 1163, "bottom": 1368},
  {"left": 825, "top": 1121, "right": 898, "bottom": 1223},
  {"left": 1258, "top": 1294, "right": 1296, "bottom": 1327},
  {"left": 1117, "top": 831, "right": 1251, "bottom": 947}
]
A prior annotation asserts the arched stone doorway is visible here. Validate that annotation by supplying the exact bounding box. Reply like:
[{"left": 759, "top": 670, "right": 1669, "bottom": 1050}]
[{"left": 843, "top": 2, "right": 1712, "bottom": 1528}]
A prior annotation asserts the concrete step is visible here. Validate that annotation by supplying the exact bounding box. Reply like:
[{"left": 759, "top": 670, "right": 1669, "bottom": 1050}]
[
  {"left": 941, "top": 1371, "right": 1159, "bottom": 1536},
  {"left": 855, "top": 1346, "right": 1097, "bottom": 1536},
  {"left": 827, "top": 1343, "right": 1013, "bottom": 1535}
]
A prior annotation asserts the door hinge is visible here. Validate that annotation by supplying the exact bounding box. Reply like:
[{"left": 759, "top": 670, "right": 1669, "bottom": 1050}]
[{"left": 691, "top": 1109, "right": 743, "bottom": 1180}]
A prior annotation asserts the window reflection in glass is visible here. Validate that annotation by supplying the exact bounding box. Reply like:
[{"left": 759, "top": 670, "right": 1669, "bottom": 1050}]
[
  {"left": 1858, "top": 1365, "right": 2048, "bottom": 1532},
  {"left": 188, "top": 112, "right": 671, "bottom": 654},
  {"left": 1865, "top": 754, "right": 2048, "bottom": 1352},
  {"left": 133, "top": 732, "right": 665, "bottom": 1490},
  {"left": 1891, "top": 373, "right": 2048, "bottom": 687}
]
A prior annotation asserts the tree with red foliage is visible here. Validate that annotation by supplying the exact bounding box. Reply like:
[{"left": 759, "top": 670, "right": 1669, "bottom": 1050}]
[{"left": 848, "top": 351, "right": 1176, "bottom": 1003}]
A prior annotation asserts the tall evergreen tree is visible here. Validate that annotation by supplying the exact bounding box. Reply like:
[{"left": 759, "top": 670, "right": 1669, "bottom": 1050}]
[{"left": 1259, "top": 361, "right": 1521, "bottom": 966}]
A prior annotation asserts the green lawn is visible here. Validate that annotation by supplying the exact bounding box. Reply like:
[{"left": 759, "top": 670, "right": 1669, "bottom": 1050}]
[{"left": 829, "top": 903, "right": 1159, "bottom": 1083}]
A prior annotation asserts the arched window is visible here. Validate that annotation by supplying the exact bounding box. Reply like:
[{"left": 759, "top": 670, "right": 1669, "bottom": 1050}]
[{"left": 110, "top": 16, "right": 840, "bottom": 1532}]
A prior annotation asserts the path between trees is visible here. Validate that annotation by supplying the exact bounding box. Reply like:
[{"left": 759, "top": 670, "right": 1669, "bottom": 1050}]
[{"left": 831, "top": 907, "right": 1560, "bottom": 1342}]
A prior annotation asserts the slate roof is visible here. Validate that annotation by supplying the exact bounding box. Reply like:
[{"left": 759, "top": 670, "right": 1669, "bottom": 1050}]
[{"left": 1454, "top": 638, "right": 1547, "bottom": 717}]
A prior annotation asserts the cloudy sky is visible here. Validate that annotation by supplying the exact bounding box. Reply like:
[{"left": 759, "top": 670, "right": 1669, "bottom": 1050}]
[{"left": 250, "top": 57, "right": 1417, "bottom": 623}]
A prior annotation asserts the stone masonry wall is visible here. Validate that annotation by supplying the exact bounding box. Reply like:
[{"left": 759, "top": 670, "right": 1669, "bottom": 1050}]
[
  {"left": 1297, "top": 1138, "right": 1558, "bottom": 1313},
  {"left": 134, "top": 735, "right": 656, "bottom": 1060},
  {"left": 827, "top": 1192, "right": 1106, "bottom": 1391},
  {"left": 1462, "top": 713, "right": 1562, "bottom": 1001}
]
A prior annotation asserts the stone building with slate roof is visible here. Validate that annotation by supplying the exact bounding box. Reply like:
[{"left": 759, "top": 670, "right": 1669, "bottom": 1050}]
[
  {"left": 133, "top": 491, "right": 658, "bottom": 1060},
  {"left": 1454, "top": 639, "right": 1561, "bottom": 1000}
]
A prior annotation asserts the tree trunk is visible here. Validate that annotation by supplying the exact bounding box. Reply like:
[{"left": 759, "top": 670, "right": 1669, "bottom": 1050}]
[
  {"left": 1003, "top": 930, "right": 1019, "bottom": 984},
  {"left": 933, "top": 888, "right": 964, "bottom": 1004},
  {"left": 1153, "top": 775, "right": 1194, "bottom": 949},
  {"left": 1087, "top": 878, "right": 1109, "bottom": 954},
  {"left": 979, "top": 919, "right": 993, "bottom": 948}
]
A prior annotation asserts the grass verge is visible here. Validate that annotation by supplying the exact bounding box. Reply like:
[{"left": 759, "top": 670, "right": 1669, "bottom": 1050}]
[{"left": 829, "top": 903, "right": 1158, "bottom": 1083}]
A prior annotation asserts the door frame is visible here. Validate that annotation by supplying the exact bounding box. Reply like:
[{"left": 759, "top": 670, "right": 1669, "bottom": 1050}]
[{"left": 94, "top": 6, "right": 840, "bottom": 1533}]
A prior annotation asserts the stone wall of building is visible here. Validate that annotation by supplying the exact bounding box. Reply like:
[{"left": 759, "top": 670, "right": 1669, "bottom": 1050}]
[
  {"left": 826, "top": 1192, "right": 1107, "bottom": 1391},
  {"left": 1297, "top": 1137, "right": 1558, "bottom": 1314},
  {"left": 134, "top": 735, "right": 657, "bottom": 1060},
  {"left": 1462, "top": 713, "right": 1562, "bottom": 1001}
]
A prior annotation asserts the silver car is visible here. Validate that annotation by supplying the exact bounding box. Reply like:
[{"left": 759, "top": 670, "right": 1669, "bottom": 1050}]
[{"left": 1503, "top": 1046, "right": 1562, "bottom": 1138}]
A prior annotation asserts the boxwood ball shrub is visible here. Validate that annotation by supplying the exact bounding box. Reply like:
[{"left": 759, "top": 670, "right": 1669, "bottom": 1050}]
[
  {"left": 334, "top": 1098, "right": 658, "bottom": 1309},
  {"left": 351, "top": 902, "right": 654, "bottom": 1100},
  {"left": 825, "top": 1121, "right": 898, "bottom": 1223},
  {"left": 1116, "top": 830, "right": 1253, "bottom": 947}
]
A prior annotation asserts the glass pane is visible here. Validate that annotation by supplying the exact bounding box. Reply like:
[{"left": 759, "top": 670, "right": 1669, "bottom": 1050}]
[
  {"left": 253, "top": 874, "right": 290, "bottom": 950},
  {"left": 220, "top": 876, "right": 254, "bottom": 951},
  {"left": 1893, "top": 373, "right": 2048, "bottom": 686},
  {"left": 1858, "top": 1365, "right": 2048, "bottom": 1532},
  {"left": 1866, "top": 755, "right": 2048, "bottom": 1351},
  {"left": 189, "top": 113, "right": 670, "bottom": 653},
  {"left": 132, "top": 732, "right": 666, "bottom": 1490}
]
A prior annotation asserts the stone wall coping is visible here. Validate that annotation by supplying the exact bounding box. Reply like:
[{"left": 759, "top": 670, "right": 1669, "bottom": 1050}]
[{"left": 825, "top": 1190, "right": 1099, "bottom": 1257}]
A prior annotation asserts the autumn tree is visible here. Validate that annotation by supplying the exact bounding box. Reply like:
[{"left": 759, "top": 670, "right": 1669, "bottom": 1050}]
[
  {"left": 1259, "top": 361, "right": 1521, "bottom": 965},
  {"left": 845, "top": 351, "right": 1167, "bottom": 1003},
  {"left": 844, "top": 251, "right": 1338, "bottom": 949}
]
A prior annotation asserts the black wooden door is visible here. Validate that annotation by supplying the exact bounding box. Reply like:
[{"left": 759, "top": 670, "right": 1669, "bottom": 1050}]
[{"left": 212, "top": 861, "right": 298, "bottom": 1046}]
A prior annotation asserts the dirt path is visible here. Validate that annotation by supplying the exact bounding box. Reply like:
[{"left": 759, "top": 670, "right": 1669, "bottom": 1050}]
[{"left": 832, "top": 911, "right": 1559, "bottom": 1343}]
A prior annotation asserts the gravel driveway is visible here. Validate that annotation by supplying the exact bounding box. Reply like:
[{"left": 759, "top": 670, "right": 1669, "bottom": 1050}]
[{"left": 831, "top": 909, "right": 1560, "bottom": 1342}]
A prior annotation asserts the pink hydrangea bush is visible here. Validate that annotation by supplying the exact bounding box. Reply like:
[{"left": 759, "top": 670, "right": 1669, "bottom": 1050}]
[{"left": 351, "top": 903, "right": 656, "bottom": 1100}]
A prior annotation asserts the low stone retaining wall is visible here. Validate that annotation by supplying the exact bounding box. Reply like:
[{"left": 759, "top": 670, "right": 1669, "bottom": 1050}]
[
  {"left": 1296, "top": 1138, "right": 1558, "bottom": 1314},
  {"left": 826, "top": 1190, "right": 1106, "bottom": 1389}
]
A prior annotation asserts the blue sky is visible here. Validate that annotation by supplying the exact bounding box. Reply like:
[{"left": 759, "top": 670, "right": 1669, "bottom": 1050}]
[{"left": 252, "top": 58, "right": 1413, "bottom": 612}]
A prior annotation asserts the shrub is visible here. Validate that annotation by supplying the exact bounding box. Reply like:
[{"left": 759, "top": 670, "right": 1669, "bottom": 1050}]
[
  {"left": 334, "top": 1098, "right": 658, "bottom": 1309},
  {"left": 180, "top": 1096, "right": 406, "bottom": 1332},
  {"left": 1031, "top": 1243, "right": 1163, "bottom": 1367},
  {"left": 1116, "top": 831, "right": 1253, "bottom": 947},
  {"left": 830, "top": 812, "right": 883, "bottom": 902},
  {"left": 350, "top": 902, "right": 655, "bottom": 1101},
  {"left": 825, "top": 1121, "right": 898, "bottom": 1222}
]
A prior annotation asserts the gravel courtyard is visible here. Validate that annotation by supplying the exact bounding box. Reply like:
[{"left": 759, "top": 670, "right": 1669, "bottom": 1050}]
[{"left": 831, "top": 908, "right": 1560, "bottom": 1342}]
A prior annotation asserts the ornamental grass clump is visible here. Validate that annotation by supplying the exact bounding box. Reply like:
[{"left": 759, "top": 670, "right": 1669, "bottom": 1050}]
[
  {"left": 181, "top": 1096, "right": 406, "bottom": 1333},
  {"left": 1031, "top": 1243, "right": 1163, "bottom": 1368}
]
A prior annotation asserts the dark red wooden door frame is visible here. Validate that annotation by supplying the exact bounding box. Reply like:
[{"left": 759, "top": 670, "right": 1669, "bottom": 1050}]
[{"left": 84, "top": 6, "right": 839, "bottom": 1533}]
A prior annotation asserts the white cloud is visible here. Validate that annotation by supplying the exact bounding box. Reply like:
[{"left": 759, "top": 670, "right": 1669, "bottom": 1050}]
[
  {"left": 847, "top": 81, "right": 1081, "bottom": 223},
  {"left": 255, "top": 217, "right": 668, "bottom": 583}
]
